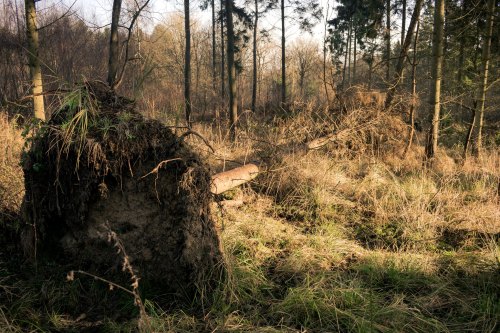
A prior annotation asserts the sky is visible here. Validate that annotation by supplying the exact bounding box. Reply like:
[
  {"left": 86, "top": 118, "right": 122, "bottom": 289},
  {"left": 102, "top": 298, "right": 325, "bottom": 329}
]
[{"left": 36, "top": 0, "right": 334, "bottom": 47}]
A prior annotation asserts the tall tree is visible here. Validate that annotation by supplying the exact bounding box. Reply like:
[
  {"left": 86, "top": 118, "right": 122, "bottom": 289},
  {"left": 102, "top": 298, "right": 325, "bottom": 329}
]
[
  {"left": 25, "top": 0, "right": 45, "bottom": 120},
  {"left": 107, "top": 0, "right": 122, "bottom": 88},
  {"left": 220, "top": 0, "right": 225, "bottom": 98},
  {"left": 384, "top": 0, "right": 424, "bottom": 108},
  {"left": 225, "top": 0, "right": 237, "bottom": 141},
  {"left": 468, "top": 0, "right": 496, "bottom": 158},
  {"left": 279, "top": 0, "right": 322, "bottom": 108},
  {"left": 400, "top": 0, "right": 406, "bottom": 46},
  {"left": 248, "top": 0, "right": 276, "bottom": 112},
  {"left": 425, "top": 0, "right": 445, "bottom": 161},
  {"left": 252, "top": 0, "right": 258, "bottom": 112},
  {"left": 184, "top": 0, "right": 192, "bottom": 126},
  {"left": 212, "top": 0, "right": 216, "bottom": 92},
  {"left": 385, "top": 0, "right": 391, "bottom": 83},
  {"left": 323, "top": 0, "right": 331, "bottom": 102},
  {"left": 403, "top": 19, "right": 420, "bottom": 157},
  {"left": 281, "top": 0, "right": 286, "bottom": 107}
]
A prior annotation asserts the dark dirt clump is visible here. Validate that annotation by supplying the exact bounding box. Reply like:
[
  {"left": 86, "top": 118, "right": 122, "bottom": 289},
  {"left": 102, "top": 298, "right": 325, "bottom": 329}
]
[{"left": 20, "top": 81, "right": 223, "bottom": 300}]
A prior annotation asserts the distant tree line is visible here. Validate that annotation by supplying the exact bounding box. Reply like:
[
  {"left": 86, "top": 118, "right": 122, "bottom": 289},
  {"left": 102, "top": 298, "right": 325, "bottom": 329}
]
[{"left": 0, "top": 0, "right": 498, "bottom": 157}]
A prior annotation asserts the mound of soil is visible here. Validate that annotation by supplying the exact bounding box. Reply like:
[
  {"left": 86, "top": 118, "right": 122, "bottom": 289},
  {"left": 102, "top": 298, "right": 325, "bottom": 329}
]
[{"left": 21, "top": 81, "right": 223, "bottom": 298}]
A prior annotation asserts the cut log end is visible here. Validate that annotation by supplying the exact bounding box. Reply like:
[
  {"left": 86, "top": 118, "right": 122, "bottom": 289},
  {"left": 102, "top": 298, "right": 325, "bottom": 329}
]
[{"left": 210, "top": 163, "right": 259, "bottom": 194}]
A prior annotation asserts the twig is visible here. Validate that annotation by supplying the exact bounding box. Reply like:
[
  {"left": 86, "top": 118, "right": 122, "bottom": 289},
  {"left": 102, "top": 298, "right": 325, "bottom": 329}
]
[
  {"left": 139, "top": 158, "right": 182, "bottom": 180},
  {"left": 179, "top": 129, "right": 215, "bottom": 153}
]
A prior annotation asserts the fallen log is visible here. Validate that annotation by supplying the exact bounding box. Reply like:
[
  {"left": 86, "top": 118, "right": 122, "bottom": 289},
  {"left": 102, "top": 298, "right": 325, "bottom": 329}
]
[
  {"left": 305, "top": 129, "right": 351, "bottom": 151},
  {"left": 211, "top": 163, "right": 259, "bottom": 194},
  {"left": 306, "top": 133, "right": 337, "bottom": 150}
]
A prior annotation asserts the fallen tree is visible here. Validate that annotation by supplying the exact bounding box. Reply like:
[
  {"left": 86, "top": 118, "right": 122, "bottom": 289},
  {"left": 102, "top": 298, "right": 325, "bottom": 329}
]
[
  {"left": 211, "top": 163, "right": 259, "bottom": 194},
  {"left": 21, "top": 81, "right": 223, "bottom": 300}
]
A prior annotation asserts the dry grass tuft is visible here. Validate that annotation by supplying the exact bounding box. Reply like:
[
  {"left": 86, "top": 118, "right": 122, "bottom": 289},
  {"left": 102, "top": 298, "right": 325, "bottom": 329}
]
[{"left": 0, "top": 113, "right": 24, "bottom": 221}]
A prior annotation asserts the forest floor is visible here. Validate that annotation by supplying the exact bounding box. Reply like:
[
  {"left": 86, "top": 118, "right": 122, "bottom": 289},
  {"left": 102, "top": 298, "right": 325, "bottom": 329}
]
[{"left": 0, "top": 101, "right": 499, "bottom": 332}]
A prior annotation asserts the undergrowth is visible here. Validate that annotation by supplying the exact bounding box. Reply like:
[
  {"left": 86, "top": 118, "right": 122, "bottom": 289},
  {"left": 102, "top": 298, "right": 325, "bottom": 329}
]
[{"left": 0, "top": 99, "right": 499, "bottom": 332}]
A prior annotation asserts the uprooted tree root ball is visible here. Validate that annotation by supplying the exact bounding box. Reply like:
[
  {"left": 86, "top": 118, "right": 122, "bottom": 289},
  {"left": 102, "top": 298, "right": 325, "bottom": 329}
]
[{"left": 20, "top": 81, "right": 223, "bottom": 300}]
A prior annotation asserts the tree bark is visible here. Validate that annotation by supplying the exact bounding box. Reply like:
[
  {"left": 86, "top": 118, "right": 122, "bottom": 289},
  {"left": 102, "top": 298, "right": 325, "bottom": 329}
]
[
  {"left": 107, "top": 0, "right": 122, "bottom": 88},
  {"left": 281, "top": 0, "right": 286, "bottom": 108},
  {"left": 353, "top": 28, "right": 357, "bottom": 84},
  {"left": 341, "top": 30, "right": 348, "bottom": 90},
  {"left": 212, "top": 0, "right": 216, "bottom": 92},
  {"left": 211, "top": 164, "right": 259, "bottom": 194},
  {"left": 385, "top": 0, "right": 391, "bottom": 84},
  {"left": 403, "top": 19, "right": 420, "bottom": 158},
  {"left": 251, "top": 0, "right": 258, "bottom": 113},
  {"left": 323, "top": 0, "right": 330, "bottom": 103},
  {"left": 184, "top": 0, "right": 192, "bottom": 127},
  {"left": 401, "top": 0, "right": 406, "bottom": 46},
  {"left": 225, "top": 0, "right": 237, "bottom": 141},
  {"left": 425, "top": 0, "right": 445, "bottom": 161},
  {"left": 469, "top": 0, "right": 495, "bottom": 159},
  {"left": 25, "top": 0, "right": 45, "bottom": 120},
  {"left": 220, "top": 0, "right": 225, "bottom": 99},
  {"left": 384, "top": 0, "right": 424, "bottom": 108},
  {"left": 347, "top": 19, "right": 352, "bottom": 86}
]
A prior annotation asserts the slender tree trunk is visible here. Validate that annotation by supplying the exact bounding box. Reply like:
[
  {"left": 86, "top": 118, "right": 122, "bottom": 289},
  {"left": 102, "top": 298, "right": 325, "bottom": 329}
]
[
  {"left": 400, "top": 0, "right": 406, "bottom": 82},
  {"left": 251, "top": 0, "right": 258, "bottom": 113},
  {"left": 107, "top": 0, "right": 122, "bottom": 88},
  {"left": 401, "top": 0, "right": 406, "bottom": 46},
  {"left": 368, "top": 60, "right": 373, "bottom": 90},
  {"left": 469, "top": 0, "right": 495, "bottom": 159},
  {"left": 347, "top": 19, "right": 352, "bottom": 87},
  {"left": 341, "top": 30, "right": 348, "bottom": 90},
  {"left": 385, "top": 0, "right": 424, "bottom": 108},
  {"left": 463, "top": 101, "right": 476, "bottom": 158},
  {"left": 184, "top": 0, "right": 192, "bottom": 126},
  {"left": 225, "top": 0, "right": 237, "bottom": 141},
  {"left": 353, "top": 28, "right": 357, "bottom": 84},
  {"left": 25, "top": 0, "right": 45, "bottom": 120},
  {"left": 281, "top": 0, "right": 286, "bottom": 108},
  {"left": 425, "top": 0, "right": 445, "bottom": 161},
  {"left": 385, "top": 0, "right": 391, "bottom": 84},
  {"left": 323, "top": 0, "right": 330, "bottom": 103},
  {"left": 220, "top": 0, "right": 225, "bottom": 99},
  {"left": 404, "top": 19, "right": 420, "bottom": 158},
  {"left": 212, "top": 0, "right": 216, "bottom": 92}
]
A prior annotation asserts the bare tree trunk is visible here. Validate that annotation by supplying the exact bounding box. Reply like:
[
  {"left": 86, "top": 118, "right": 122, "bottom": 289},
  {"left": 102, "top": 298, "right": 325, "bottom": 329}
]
[
  {"left": 401, "top": 0, "right": 406, "bottom": 46},
  {"left": 469, "top": 0, "right": 495, "bottom": 159},
  {"left": 368, "top": 60, "right": 373, "bottom": 90},
  {"left": 385, "top": 0, "right": 424, "bottom": 108},
  {"left": 220, "top": 0, "right": 225, "bottom": 99},
  {"left": 281, "top": 0, "right": 286, "bottom": 108},
  {"left": 347, "top": 19, "right": 352, "bottom": 87},
  {"left": 184, "top": 0, "right": 192, "bottom": 127},
  {"left": 385, "top": 0, "right": 391, "bottom": 84},
  {"left": 25, "top": 0, "right": 45, "bottom": 120},
  {"left": 225, "top": 0, "right": 237, "bottom": 141},
  {"left": 463, "top": 101, "right": 476, "bottom": 158},
  {"left": 107, "top": 0, "right": 122, "bottom": 88},
  {"left": 400, "top": 0, "right": 406, "bottom": 82},
  {"left": 323, "top": 0, "right": 330, "bottom": 103},
  {"left": 251, "top": 0, "right": 258, "bottom": 113},
  {"left": 341, "top": 30, "right": 348, "bottom": 90},
  {"left": 353, "top": 28, "right": 357, "bottom": 84},
  {"left": 403, "top": 19, "right": 420, "bottom": 158},
  {"left": 425, "top": 0, "right": 445, "bottom": 161},
  {"left": 212, "top": 0, "right": 216, "bottom": 92}
]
